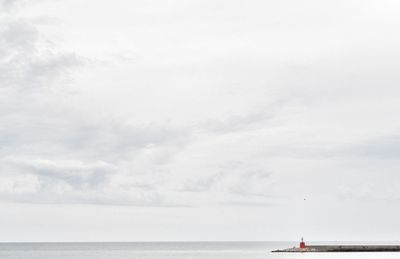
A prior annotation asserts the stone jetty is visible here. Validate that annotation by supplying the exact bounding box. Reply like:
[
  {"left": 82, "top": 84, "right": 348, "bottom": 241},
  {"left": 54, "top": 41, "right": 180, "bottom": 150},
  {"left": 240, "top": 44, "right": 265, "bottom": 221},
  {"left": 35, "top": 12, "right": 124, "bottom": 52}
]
[{"left": 272, "top": 239, "right": 400, "bottom": 252}]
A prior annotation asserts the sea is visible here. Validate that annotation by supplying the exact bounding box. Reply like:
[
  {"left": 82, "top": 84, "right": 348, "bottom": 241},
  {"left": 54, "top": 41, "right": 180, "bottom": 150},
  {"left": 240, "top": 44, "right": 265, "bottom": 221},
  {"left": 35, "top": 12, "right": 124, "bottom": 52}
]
[{"left": 0, "top": 242, "right": 399, "bottom": 259}]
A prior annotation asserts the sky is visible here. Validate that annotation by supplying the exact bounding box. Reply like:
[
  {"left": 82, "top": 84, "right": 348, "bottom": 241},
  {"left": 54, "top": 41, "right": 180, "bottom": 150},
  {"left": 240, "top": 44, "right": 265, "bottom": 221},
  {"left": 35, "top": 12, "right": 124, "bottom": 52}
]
[{"left": 1, "top": 0, "right": 400, "bottom": 242}]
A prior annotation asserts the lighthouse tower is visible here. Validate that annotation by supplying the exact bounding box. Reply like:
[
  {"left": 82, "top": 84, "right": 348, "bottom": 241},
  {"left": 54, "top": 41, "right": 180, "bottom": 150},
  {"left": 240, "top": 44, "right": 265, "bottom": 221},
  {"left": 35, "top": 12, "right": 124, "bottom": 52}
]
[{"left": 300, "top": 237, "right": 306, "bottom": 249}]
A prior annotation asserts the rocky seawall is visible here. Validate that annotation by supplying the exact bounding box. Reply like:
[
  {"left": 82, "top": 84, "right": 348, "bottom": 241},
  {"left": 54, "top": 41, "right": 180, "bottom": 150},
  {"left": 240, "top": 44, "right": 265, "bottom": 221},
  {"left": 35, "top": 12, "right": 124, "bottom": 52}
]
[{"left": 272, "top": 245, "right": 400, "bottom": 252}]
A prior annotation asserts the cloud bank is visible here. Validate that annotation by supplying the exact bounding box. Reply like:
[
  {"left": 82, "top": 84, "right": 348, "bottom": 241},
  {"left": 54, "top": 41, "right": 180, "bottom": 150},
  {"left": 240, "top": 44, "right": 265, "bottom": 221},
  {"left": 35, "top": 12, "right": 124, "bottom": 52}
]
[{"left": 1, "top": 0, "right": 400, "bottom": 212}]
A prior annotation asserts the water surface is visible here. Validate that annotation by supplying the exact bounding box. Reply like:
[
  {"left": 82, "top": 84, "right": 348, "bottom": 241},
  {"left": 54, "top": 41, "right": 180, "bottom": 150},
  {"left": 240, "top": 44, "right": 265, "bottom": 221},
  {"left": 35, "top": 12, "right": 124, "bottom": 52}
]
[{"left": 1, "top": 242, "right": 399, "bottom": 259}]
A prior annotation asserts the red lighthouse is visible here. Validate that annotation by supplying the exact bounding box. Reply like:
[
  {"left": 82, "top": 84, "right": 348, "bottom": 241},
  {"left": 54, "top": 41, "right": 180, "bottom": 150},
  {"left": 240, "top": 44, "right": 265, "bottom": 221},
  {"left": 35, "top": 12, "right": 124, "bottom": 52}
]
[{"left": 300, "top": 237, "right": 306, "bottom": 249}]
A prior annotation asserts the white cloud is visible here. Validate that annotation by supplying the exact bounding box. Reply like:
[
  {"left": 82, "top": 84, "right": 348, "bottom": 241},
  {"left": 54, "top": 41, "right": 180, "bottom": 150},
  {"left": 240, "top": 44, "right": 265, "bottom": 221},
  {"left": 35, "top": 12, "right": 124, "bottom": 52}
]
[{"left": 2, "top": 0, "right": 400, "bottom": 241}]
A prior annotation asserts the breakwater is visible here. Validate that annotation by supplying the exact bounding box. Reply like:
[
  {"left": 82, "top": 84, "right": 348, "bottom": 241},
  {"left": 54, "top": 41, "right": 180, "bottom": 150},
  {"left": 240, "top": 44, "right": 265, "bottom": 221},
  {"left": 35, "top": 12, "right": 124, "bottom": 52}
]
[{"left": 272, "top": 245, "right": 400, "bottom": 252}]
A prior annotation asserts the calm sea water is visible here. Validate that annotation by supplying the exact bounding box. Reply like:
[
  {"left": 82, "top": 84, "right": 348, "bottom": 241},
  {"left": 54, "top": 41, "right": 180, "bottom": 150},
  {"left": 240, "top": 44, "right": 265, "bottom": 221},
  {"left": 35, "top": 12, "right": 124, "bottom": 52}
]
[{"left": 0, "top": 242, "right": 400, "bottom": 259}]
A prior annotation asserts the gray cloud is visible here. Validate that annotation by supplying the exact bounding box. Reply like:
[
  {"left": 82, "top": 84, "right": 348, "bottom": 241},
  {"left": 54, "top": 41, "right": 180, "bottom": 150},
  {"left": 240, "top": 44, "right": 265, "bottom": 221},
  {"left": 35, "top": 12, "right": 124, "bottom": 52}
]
[
  {"left": 180, "top": 174, "right": 221, "bottom": 193},
  {"left": 227, "top": 170, "right": 273, "bottom": 198},
  {"left": 3, "top": 158, "right": 114, "bottom": 188},
  {"left": 342, "top": 135, "right": 400, "bottom": 160},
  {"left": 219, "top": 200, "right": 277, "bottom": 207},
  {"left": 177, "top": 162, "right": 275, "bottom": 207},
  {"left": 0, "top": 156, "right": 183, "bottom": 206},
  {"left": 0, "top": 0, "right": 20, "bottom": 10},
  {"left": 260, "top": 134, "right": 400, "bottom": 161},
  {"left": 0, "top": 19, "right": 82, "bottom": 91},
  {"left": 0, "top": 103, "right": 191, "bottom": 161},
  {"left": 0, "top": 4, "right": 192, "bottom": 206},
  {"left": 0, "top": 100, "right": 193, "bottom": 205}
]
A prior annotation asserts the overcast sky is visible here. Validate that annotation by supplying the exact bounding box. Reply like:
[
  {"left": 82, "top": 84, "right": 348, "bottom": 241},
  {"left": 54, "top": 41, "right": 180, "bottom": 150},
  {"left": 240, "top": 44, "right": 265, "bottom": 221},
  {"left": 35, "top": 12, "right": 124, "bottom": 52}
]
[{"left": 1, "top": 0, "right": 400, "bottom": 242}]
